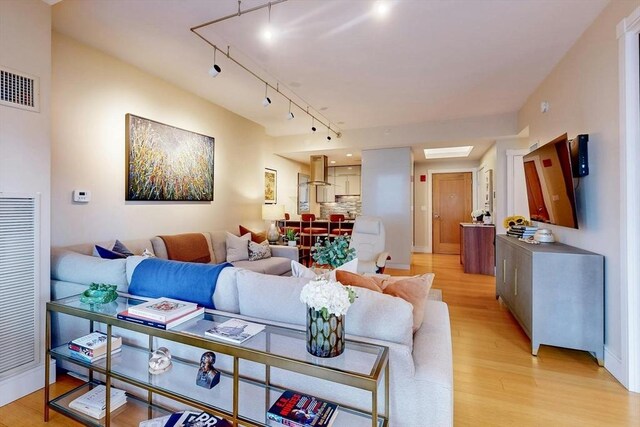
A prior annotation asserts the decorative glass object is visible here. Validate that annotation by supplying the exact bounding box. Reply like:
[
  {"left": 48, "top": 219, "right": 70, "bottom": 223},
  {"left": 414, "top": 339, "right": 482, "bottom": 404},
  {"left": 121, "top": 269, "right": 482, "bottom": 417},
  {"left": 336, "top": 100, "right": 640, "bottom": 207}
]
[
  {"left": 80, "top": 283, "right": 118, "bottom": 305},
  {"left": 306, "top": 306, "right": 345, "bottom": 358}
]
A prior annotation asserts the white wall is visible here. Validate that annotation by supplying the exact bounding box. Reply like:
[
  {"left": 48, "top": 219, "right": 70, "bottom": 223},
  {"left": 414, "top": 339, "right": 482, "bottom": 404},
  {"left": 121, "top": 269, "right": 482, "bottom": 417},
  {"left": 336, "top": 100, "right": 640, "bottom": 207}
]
[
  {"left": 495, "top": 138, "right": 530, "bottom": 234},
  {"left": 52, "top": 33, "right": 307, "bottom": 246},
  {"left": 0, "top": 0, "right": 52, "bottom": 405},
  {"left": 517, "top": 0, "right": 638, "bottom": 385},
  {"left": 361, "top": 147, "right": 412, "bottom": 269}
]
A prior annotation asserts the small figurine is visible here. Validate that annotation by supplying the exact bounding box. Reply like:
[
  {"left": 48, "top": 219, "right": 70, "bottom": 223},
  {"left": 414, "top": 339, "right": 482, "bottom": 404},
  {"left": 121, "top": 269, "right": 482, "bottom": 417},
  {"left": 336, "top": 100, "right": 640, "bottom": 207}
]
[
  {"left": 148, "top": 347, "right": 172, "bottom": 375},
  {"left": 195, "top": 351, "right": 220, "bottom": 389}
]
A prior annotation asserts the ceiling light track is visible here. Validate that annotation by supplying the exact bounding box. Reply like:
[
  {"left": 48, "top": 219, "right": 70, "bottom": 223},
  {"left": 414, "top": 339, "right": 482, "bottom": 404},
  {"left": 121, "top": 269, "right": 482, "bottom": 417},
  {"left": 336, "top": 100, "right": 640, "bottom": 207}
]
[{"left": 190, "top": 0, "right": 341, "bottom": 138}]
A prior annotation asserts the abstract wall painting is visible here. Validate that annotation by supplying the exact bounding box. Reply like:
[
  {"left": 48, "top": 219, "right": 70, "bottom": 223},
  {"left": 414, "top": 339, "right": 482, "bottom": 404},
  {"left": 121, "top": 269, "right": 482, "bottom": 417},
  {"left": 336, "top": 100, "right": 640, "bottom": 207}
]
[{"left": 125, "top": 114, "right": 214, "bottom": 201}]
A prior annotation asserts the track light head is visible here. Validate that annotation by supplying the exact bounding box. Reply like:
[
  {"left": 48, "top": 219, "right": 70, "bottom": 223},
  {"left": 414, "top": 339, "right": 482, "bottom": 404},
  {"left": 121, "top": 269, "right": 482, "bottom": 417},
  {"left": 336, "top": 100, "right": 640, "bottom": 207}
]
[
  {"left": 327, "top": 135, "right": 332, "bottom": 141},
  {"left": 208, "top": 64, "right": 221, "bottom": 77},
  {"left": 262, "top": 97, "right": 271, "bottom": 107},
  {"left": 311, "top": 126, "right": 317, "bottom": 132},
  {"left": 287, "top": 111, "right": 295, "bottom": 120}
]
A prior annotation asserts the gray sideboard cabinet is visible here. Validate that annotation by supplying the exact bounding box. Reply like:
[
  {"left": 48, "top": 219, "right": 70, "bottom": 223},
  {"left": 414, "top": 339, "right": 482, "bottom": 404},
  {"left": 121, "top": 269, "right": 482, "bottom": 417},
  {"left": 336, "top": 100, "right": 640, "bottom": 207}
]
[{"left": 495, "top": 235, "right": 604, "bottom": 365}]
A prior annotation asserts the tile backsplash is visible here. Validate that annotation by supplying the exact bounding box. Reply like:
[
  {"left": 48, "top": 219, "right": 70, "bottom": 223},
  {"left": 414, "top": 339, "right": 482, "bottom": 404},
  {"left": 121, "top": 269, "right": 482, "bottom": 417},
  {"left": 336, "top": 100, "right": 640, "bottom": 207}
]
[{"left": 319, "top": 195, "right": 361, "bottom": 219}]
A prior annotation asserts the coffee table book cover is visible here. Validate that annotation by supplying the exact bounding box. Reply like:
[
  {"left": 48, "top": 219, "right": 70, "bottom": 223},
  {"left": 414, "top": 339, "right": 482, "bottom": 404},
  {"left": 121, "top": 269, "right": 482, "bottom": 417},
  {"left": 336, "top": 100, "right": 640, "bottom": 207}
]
[
  {"left": 267, "top": 390, "right": 338, "bottom": 427},
  {"left": 128, "top": 297, "right": 197, "bottom": 322},
  {"left": 205, "top": 318, "right": 265, "bottom": 344},
  {"left": 68, "top": 385, "right": 127, "bottom": 419}
]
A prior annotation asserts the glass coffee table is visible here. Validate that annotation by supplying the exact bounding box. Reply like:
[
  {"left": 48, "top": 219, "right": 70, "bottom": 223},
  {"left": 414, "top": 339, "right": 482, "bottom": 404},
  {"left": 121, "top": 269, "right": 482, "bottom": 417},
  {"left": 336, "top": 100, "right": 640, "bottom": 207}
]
[{"left": 45, "top": 294, "right": 389, "bottom": 426}]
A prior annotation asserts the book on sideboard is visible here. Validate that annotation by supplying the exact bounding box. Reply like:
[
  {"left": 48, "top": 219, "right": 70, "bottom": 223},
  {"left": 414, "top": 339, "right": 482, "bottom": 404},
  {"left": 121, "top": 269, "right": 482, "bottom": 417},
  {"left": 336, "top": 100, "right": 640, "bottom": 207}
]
[
  {"left": 128, "top": 297, "right": 198, "bottom": 323},
  {"left": 68, "top": 331, "right": 122, "bottom": 358},
  {"left": 118, "top": 306, "right": 204, "bottom": 330},
  {"left": 267, "top": 390, "right": 338, "bottom": 427},
  {"left": 69, "top": 347, "right": 122, "bottom": 364}
]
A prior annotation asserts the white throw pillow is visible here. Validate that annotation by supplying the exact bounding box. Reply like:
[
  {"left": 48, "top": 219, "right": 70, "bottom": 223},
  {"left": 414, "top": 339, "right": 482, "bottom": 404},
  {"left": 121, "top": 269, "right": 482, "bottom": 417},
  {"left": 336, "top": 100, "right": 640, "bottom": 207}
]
[
  {"left": 290, "top": 258, "right": 359, "bottom": 281},
  {"left": 226, "top": 232, "right": 251, "bottom": 262}
]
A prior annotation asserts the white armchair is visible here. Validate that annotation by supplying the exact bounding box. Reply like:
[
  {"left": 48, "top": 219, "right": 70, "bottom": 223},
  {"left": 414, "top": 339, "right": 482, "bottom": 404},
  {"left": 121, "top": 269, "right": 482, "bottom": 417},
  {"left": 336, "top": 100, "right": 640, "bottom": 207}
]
[{"left": 349, "top": 216, "right": 390, "bottom": 274}]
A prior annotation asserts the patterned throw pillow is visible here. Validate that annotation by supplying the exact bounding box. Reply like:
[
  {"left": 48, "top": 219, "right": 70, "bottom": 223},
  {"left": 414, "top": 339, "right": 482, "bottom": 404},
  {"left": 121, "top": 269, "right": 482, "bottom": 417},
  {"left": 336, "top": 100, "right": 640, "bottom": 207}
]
[{"left": 248, "top": 240, "right": 271, "bottom": 261}]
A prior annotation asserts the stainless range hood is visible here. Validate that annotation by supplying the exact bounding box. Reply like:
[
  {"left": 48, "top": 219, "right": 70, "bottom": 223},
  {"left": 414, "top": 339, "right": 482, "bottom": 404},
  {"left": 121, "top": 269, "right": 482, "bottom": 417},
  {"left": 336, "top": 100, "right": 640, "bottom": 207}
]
[{"left": 308, "top": 155, "right": 331, "bottom": 186}]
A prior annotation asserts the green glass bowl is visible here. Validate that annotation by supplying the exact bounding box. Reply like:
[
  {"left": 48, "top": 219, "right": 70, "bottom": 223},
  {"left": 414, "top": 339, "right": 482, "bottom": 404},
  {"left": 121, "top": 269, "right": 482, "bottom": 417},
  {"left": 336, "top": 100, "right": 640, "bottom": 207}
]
[{"left": 80, "top": 283, "right": 118, "bottom": 305}]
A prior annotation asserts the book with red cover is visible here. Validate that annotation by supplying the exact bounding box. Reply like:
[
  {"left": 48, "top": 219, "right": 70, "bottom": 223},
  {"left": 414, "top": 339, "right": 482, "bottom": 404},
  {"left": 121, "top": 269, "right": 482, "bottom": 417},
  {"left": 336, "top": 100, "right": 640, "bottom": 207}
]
[
  {"left": 267, "top": 390, "right": 338, "bottom": 427},
  {"left": 117, "top": 306, "right": 203, "bottom": 330}
]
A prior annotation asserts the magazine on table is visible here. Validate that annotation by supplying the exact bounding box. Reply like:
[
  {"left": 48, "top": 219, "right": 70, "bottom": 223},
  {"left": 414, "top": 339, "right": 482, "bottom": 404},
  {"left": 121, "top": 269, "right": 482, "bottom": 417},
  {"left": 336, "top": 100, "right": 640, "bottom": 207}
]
[
  {"left": 162, "top": 410, "right": 232, "bottom": 427},
  {"left": 128, "top": 297, "right": 198, "bottom": 323},
  {"left": 68, "top": 385, "right": 127, "bottom": 419},
  {"left": 267, "top": 390, "right": 338, "bottom": 427},
  {"left": 204, "top": 318, "right": 265, "bottom": 344}
]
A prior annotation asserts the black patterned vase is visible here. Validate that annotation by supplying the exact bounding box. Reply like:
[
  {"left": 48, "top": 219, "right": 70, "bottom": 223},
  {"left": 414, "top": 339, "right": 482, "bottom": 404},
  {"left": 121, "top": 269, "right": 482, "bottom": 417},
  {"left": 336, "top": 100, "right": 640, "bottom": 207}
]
[{"left": 306, "top": 306, "right": 345, "bottom": 358}]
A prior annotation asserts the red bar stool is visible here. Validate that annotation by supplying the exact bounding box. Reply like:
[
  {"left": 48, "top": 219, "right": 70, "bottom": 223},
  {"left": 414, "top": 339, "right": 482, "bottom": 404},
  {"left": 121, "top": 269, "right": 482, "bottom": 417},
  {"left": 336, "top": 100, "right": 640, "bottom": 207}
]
[
  {"left": 300, "top": 214, "right": 328, "bottom": 264},
  {"left": 283, "top": 213, "right": 301, "bottom": 235},
  {"left": 329, "top": 214, "right": 352, "bottom": 237}
]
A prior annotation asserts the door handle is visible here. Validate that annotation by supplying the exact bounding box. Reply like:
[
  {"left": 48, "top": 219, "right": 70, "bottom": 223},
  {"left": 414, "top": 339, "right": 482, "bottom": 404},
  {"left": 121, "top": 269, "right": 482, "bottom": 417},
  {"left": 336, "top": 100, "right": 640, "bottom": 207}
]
[
  {"left": 434, "top": 213, "right": 440, "bottom": 219},
  {"left": 514, "top": 267, "right": 518, "bottom": 296},
  {"left": 503, "top": 260, "right": 506, "bottom": 284}
]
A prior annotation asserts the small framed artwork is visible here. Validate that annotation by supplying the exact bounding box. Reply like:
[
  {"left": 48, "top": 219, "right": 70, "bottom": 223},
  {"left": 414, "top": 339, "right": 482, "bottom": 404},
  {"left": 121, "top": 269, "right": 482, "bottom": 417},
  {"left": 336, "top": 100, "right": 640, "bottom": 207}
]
[
  {"left": 264, "top": 168, "right": 277, "bottom": 204},
  {"left": 484, "top": 169, "right": 493, "bottom": 212}
]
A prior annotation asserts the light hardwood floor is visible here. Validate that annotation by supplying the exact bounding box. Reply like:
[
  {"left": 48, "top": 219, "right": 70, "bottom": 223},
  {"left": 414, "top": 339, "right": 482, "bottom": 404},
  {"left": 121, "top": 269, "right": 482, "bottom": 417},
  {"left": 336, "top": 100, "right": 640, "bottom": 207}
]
[{"left": 2, "top": 253, "right": 638, "bottom": 426}]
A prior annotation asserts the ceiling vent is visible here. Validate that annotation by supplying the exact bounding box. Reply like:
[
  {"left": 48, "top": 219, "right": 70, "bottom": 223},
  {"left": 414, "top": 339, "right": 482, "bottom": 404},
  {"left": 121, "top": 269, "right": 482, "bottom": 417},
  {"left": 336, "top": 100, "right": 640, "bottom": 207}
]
[{"left": 0, "top": 66, "right": 39, "bottom": 112}]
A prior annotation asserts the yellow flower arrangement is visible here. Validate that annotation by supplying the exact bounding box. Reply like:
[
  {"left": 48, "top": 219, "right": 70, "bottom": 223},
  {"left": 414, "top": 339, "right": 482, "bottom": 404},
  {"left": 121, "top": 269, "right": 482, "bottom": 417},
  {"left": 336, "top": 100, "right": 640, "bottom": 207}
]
[{"left": 503, "top": 215, "right": 530, "bottom": 229}]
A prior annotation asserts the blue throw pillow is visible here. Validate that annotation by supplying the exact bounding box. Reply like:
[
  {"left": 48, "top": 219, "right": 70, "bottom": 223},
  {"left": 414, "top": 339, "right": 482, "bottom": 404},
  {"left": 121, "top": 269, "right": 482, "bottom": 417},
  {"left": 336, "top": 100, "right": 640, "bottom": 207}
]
[
  {"left": 95, "top": 245, "right": 126, "bottom": 260},
  {"left": 129, "top": 258, "right": 232, "bottom": 309}
]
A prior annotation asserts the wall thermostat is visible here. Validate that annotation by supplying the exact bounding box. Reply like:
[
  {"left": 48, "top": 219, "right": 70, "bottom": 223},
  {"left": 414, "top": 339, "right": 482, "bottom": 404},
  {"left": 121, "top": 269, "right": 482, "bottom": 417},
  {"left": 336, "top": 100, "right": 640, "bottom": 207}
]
[{"left": 73, "top": 190, "right": 91, "bottom": 203}]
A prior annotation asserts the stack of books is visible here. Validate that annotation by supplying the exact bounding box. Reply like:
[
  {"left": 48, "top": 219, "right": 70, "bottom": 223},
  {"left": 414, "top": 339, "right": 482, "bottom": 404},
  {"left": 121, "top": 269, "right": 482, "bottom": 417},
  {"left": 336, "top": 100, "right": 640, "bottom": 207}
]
[
  {"left": 267, "top": 390, "right": 338, "bottom": 427},
  {"left": 69, "top": 385, "right": 127, "bottom": 419},
  {"left": 118, "top": 297, "right": 204, "bottom": 330},
  {"left": 68, "top": 331, "right": 122, "bottom": 363},
  {"left": 506, "top": 225, "right": 538, "bottom": 239},
  {"left": 139, "top": 410, "right": 231, "bottom": 427}
]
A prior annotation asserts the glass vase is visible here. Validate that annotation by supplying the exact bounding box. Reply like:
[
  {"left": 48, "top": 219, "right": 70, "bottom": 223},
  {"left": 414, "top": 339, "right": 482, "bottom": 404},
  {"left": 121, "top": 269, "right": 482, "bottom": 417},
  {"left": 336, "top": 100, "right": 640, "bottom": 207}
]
[{"left": 306, "top": 306, "right": 345, "bottom": 358}]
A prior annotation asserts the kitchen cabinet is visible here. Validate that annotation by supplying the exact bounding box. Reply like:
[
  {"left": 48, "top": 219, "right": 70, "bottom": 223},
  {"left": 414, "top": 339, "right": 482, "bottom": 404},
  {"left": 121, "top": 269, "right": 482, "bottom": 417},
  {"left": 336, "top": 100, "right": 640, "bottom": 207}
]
[
  {"left": 333, "top": 166, "right": 361, "bottom": 196},
  {"left": 495, "top": 235, "right": 603, "bottom": 364}
]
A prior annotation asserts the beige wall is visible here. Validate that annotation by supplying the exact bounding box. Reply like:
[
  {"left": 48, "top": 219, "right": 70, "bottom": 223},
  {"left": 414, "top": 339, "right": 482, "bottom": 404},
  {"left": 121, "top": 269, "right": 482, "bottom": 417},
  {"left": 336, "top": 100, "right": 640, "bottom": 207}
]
[
  {"left": 52, "top": 33, "right": 307, "bottom": 246},
  {"left": 0, "top": 0, "right": 51, "bottom": 403},
  {"left": 517, "top": 0, "right": 638, "bottom": 380}
]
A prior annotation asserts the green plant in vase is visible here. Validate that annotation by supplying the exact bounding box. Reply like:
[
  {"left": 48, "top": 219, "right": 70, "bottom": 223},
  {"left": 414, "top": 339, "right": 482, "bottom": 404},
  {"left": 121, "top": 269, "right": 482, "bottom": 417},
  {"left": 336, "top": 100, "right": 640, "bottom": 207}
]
[
  {"left": 284, "top": 228, "right": 299, "bottom": 246},
  {"left": 311, "top": 235, "right": 356, "bottom": 269}
]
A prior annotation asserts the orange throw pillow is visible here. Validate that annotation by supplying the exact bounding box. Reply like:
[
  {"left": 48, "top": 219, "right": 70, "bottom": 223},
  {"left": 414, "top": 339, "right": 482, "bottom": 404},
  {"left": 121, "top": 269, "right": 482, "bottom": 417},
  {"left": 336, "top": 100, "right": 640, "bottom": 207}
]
[
  {"left": 382, "top": 274, "right": 434, "bottom": 332},
  {"left": 335, "top": 270, "right": 382, "bottom": 293},
  {"left": 239, "top": 225, "right": 267, "bottom": 243}
]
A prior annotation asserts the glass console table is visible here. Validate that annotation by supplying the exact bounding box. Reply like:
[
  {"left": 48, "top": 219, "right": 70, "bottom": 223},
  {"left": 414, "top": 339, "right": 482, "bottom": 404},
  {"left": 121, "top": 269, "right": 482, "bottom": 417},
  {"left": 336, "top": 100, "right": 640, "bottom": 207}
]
[{"left": 45, "top": 295, "right": 389, "bottom": 426}]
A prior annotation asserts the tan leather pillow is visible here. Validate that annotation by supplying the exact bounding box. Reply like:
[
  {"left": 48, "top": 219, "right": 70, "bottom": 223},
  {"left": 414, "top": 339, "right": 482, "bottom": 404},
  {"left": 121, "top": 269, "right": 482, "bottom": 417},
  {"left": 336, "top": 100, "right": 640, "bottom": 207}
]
[
  {"left": 335, "top": 270, "right": 382, "bottom": 293},
  {"left": 239, "top": 225, "right": 267, "bottom": 243},
  {"left": 382, "top": 274, "right": 434, "bottom": 332}
]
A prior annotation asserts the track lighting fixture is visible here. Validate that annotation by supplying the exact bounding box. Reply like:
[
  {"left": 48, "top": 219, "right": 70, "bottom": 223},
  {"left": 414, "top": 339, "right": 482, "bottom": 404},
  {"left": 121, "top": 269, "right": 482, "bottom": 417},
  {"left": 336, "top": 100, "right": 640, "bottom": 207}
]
[
  {"left": 192, "top": 0, "right": 342, "bottom": 137},
  {"left": 208, "top": 48, "right": 221, "bottom": 77},
  {"left": 287, "top": 100, "right": 294, "bottom": 120},
  {"left": 262, "top": 83, "right": 271, "bottom": 107}
]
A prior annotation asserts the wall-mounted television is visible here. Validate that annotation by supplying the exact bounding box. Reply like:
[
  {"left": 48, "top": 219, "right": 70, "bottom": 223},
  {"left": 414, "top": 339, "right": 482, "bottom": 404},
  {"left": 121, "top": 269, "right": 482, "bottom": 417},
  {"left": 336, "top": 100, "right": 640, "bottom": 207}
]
[{"left": 523, "top": 133, "right": 578, "bottom": 229}]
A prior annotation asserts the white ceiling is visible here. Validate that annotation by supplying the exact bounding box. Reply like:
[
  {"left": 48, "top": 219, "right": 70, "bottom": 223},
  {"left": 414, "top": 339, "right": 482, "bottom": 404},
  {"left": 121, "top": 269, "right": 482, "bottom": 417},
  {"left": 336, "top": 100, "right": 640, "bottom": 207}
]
[{"left": 52, "top": 0, "right": 608, "bottom": 164}]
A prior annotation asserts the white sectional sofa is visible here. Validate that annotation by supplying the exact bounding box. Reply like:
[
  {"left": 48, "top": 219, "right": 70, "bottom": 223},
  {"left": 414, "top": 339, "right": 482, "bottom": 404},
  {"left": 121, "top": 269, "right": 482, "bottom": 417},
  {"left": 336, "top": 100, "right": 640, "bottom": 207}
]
[{"left": 50, "top": 235, "right": 453, "bottom": 426}]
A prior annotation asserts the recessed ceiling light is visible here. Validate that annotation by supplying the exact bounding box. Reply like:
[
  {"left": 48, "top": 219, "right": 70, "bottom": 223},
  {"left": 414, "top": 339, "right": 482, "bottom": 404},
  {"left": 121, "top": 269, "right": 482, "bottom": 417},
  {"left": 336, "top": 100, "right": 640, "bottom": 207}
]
[
  {"left": 320, "top": 107, "right": 328, "bottom": 111},
  {"left": 374, "top": 1, "right": 390, "bottom": 18},
  {"left": 338, "top": 121, "right": 345, "bottom": 125},
  {"left": 346, "top": 153, "right": 353, "bottom": 157},
  {"left": 290, "top": 82, "right": 301, "bottom": 88},
  {"left": 424, "top": 146, "right": 474, "bottom": 159},
  {"left": 330, "top": 160, "right": 336, "bottom": 164}
]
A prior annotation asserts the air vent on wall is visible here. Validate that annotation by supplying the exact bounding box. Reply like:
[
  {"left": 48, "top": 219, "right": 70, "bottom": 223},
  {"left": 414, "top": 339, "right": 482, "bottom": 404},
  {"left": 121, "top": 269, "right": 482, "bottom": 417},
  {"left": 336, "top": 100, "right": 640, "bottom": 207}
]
[{"left": 0, "top": 66, "right": 40, "bottom": 112}]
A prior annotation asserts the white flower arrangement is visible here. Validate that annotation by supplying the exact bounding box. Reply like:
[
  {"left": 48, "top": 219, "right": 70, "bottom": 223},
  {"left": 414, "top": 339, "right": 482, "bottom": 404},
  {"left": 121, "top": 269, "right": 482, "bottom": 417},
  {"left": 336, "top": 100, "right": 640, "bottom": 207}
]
[
  {"left": 471, "top": 209, "right": 488, "bottom": 218},
  {"left": 299, "top": 278, "right": 357, "bottom": 317}
]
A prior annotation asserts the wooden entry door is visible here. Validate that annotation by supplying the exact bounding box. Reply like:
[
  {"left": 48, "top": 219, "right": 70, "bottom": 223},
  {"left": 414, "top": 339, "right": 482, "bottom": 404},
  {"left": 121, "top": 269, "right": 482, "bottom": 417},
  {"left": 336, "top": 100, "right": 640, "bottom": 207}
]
[{"left": 433, "top": 172, "right": 472, "bottom": 254}]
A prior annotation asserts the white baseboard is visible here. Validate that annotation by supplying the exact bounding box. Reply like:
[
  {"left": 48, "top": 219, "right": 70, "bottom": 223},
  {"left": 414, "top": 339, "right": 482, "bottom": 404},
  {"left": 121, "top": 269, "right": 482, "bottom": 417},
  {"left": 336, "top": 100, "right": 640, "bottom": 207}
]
[
  {"left": 0, "top": 359, "right": 56, "bottom": 407},
  {"left": 605, "top": 346, "right": 627, "bottom": 389},
  {"left": 387, "top": 262, "right": 410, "bottom": 270},
  {"left": 412, "top": 246, "right": 431, "bottom": 253}
]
